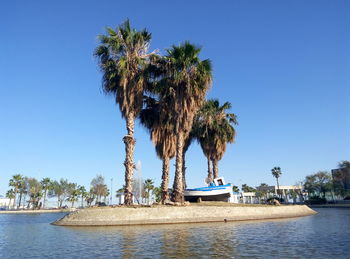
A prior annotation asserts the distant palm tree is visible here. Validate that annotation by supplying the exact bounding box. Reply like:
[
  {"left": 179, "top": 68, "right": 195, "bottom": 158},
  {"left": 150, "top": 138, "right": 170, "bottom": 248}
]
[
  {"left": 139, "top": 97, "right": 176, "bottom": 203},
  {"left": 144, "top": 179, "right": 155, "bottom": 204},
  {"left": 78, "top": 186, "right": 87, "bottom": 208},
  {"left": 67, "top": 188, "right": 79, "bottom": 208},
  {"left": 158, "top": 42, "right": 212, "bottom": 202},
  {"left": 27, "top": 178, "right": 42, "bottom": 209},
  {"left": 95, "top": 19, "right": 153, "bottom": 205},
  {"left": 6, "top": 189, "right": 15, "bottom": 209},
  {"left": 271, "top": 167, "right": 282, "bottom": 197},
  {"left": 9, "top": 174, "right": 23, "bottom": 209},
  {"left": 17, "top": 178, "right": 26, "bottom": 209},
  {"left": 52, "top": 179, "right": 67, "bottom": 208},
  {"left": 194, "top": 99, "right": 237, "bottom": 180},
  {"left": 40, "top": 177, "right": 52, "bottom": 209}
]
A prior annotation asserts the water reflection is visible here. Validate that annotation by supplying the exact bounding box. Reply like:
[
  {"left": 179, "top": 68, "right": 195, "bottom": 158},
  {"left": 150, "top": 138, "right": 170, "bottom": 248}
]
[{"left": 0, "top": 209, "right": 349, "bottom": 258}]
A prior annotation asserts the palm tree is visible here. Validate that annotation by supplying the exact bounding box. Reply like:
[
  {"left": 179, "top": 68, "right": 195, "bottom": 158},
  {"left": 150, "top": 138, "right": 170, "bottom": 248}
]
[
  {"left": 40, "top": 177, "right": 52, "bottom": 209},
  {"left": 67, "top": 188, "right": 79, "bottom": 208},
  {"left": 95, "top": 20, "right": 153, "bottom": 205},
  {"left": 9, "top": 174, "right": 23, "bottom": 209},
  {"left": 6, "top": 189, "right": 15, "bottom": 209},
  {"left": 17, "top": 178, "right": 26, "bottom": 209},
  {"left": 157, "top": 42, "right": 212, "bottom": 202},
  {"left": 52, "top": 179, "right": 66, "bottom": 208},
  {"left": 27, "top": 178, "right": 42, "bottom": 209},
  {"left": 144, "top": 179, "right": 154, "bottom": 204},
  {"left": 271, "top": 167, "right": 282, "bottom": 197},
  {"left": 78, "top": 186, "right": 87, "bottom": 208},
  {"left": 139, "top": 97, "right": 176, "bottom": 203},
  {"left": 194, "top": 99, "right": 237, "bottom": 180}
]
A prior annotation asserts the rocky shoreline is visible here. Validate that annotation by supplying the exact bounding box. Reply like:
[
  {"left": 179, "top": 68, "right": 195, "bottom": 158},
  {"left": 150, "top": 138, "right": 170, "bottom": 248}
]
[{"left": 52, "top": 204, "right": 316, "bottom": 226}]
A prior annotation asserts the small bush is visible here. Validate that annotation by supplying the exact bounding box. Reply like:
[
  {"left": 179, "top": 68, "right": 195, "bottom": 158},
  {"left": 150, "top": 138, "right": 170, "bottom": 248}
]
[{"left": 266, "top": 197, "right": 285, "bottom": 203}]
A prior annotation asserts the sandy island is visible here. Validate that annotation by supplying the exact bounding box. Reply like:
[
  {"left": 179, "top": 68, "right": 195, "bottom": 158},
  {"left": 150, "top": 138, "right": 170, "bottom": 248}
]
[{"left": 52, "top": 203, "right": 316, "bottom": 226}]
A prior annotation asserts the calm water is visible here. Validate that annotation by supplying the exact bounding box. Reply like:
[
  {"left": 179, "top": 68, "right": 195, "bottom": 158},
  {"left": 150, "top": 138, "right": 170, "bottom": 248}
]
[{"left": 0, "top": 208, "right": 349, "bottom": 258}]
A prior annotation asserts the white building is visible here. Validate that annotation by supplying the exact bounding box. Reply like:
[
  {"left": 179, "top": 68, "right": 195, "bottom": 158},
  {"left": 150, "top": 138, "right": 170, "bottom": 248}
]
[
  {"left": 0, "top": 195, "right": 11, "bottom": 209},
  {"left": 256, "top": 185, "right": 305, "bottom": 203}
]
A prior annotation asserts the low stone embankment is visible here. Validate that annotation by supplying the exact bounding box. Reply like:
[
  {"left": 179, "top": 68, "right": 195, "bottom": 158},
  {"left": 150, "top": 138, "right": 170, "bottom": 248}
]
[{"left": 52, "top": 204, "right": 316, "bottom": 226}]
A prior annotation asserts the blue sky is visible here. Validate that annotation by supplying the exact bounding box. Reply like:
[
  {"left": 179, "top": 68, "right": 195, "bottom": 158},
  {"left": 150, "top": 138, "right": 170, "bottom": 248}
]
[{"left": 0, "top": 0, "right": 349, "bottom": 195}]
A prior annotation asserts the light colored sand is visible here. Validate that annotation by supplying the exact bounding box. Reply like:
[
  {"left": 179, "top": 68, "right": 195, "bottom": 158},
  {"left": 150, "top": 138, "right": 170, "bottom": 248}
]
[{"left": 52, "top": 204, "right": 316, "bottom": 226}]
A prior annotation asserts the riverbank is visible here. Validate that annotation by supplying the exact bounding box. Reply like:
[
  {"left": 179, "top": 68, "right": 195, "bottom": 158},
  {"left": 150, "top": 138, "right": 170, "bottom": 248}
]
[
  {"left": 0, "top": 209, "right": 71, "bottom": 214},
  {"left": 52, "top": 204, "right": 316, "bottom": 226}
]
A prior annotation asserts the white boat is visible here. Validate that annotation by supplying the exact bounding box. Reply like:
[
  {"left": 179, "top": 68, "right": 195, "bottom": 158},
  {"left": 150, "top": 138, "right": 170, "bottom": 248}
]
[{"left": 184, "top": 177, "right": 233, "bottom": 202}]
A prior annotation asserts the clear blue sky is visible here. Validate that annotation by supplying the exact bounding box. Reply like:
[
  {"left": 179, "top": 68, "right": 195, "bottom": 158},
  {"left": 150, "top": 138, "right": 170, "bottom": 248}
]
[{"left": 1, "top": 0, "right": 349, "bottom": 195}]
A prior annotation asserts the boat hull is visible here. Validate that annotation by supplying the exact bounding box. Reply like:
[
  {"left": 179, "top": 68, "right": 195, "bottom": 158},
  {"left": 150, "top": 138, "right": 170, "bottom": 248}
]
[{"left": 184, "top": 184, "right": 232, "bottom": 202}]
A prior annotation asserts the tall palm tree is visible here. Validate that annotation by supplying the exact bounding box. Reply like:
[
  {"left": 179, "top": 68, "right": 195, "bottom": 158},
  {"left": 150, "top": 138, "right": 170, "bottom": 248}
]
[
  {"left": 139, "top": 97, "right": 176, "bottom": 203},
  {"left": 158, "top": 42, "right": 212, "bottom": 202},
  {"left": 271, "top": 167, "right": 282, "bottom": 197},
  {"left": 95, "top": 20, "right": 153, "bottom": 205},
  {"left": 40, "top": 177, "right": 52, "bottom": 209},
  {"left": 17, "top": 178, "right": 26, "bottom": 209},
  {"left": 194, "top": 99, "right": 237, "bottom": 180},
  {"left": 6, "top": 189, "right": 15, "bottom": 209},
  {"left": 9, "top": 174, "right": 23, "bottom": 209},
  {"left": 66, "top": 183, "right": 80, "bottom": 208}
]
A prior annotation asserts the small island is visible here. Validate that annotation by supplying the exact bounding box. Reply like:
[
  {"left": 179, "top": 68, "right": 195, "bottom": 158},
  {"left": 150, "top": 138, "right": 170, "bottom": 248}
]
[{"left": 52, "top": 203, "right": 316, "bottom": 226}]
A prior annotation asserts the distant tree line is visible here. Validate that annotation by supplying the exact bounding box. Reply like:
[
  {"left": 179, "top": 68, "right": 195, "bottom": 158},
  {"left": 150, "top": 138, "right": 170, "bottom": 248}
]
[
  {"left": 5, "top": 174, "right": 111, "bottom": 210},
  {"left": 302, "top": 161, "right": 350, "bottom": 201}
]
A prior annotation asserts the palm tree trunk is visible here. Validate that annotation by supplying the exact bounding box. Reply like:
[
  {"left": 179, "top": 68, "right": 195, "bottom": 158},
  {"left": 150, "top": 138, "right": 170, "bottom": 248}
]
[
  {"left": 14, "top": 192, "right": 17, "bottom": 209},
  {"left": 207, "top": 156, "right": 213, "bottom": 182},
  {"left": 123, "top": 113, "right": 136, "bottom": 205},
  {"left": 276, "top": 178, "right": 280, "bottom": 198},
  {"left": 22, "top": 193, "right": 27, "bottom": 208},
  {"left": 172, "top": 131, "right": 184, "bottom": 203},
  {"left": 18, "top": 192, "right": 23, "bottom": 209},
  {"left": 43, "top": 190, "right": 47, "bottom": 209},
  {"left": 212, "top": 159, "right": 219, "bottom": 179},
  {"left": 161, "top": 156, "right": 170, "bottom": 203}
]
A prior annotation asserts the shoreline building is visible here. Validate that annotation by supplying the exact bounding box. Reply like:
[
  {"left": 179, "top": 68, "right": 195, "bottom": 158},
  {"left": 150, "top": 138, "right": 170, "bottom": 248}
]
[{"left": 255, "top": 185, "right": 305, "bottom": 204}]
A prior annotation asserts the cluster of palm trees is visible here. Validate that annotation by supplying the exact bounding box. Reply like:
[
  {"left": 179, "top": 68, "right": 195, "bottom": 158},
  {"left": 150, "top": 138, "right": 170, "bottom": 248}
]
[
  {"left": 95, "top": 20, "right": 237, "bottom": 205},
  {"left": 5, "top": 174, "right": 110, "bottom": 209}
]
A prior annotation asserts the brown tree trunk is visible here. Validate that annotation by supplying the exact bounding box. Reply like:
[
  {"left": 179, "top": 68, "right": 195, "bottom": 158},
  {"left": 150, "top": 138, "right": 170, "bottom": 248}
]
[
  {"left": 14, "top": 192, "right": 17, "bottom": 209},
  {"left": 212, "top": 159, "right": 219, "bottom": 179},
  {"left": 123, "top": 113, "right": 136, "bottom": 205},
  {"left": 161, "top": 156, "right": 170, "bottom": 203},
  {"left": 182, "top": 152, "right": 187, "bottom": 190},
  {"left": 18, "top": 192, "right": 23, "bottom": 209},
  {"left": 172, "top": 131, "right": 184, "bottom": 203},
  {"left": 207, "top": 156, "right": 213, "bottom": 183}
]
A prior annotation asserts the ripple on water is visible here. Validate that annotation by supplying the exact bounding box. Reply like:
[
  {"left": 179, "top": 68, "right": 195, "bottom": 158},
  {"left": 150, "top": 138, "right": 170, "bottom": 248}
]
[{"left": 0, "top": 209, "right": 349, "bottom": 258}]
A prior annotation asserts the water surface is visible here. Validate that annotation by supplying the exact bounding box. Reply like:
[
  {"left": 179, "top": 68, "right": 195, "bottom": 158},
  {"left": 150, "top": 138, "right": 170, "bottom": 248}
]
[{"left": 0, "top": 208, "right": 349, "bottom": 258}]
